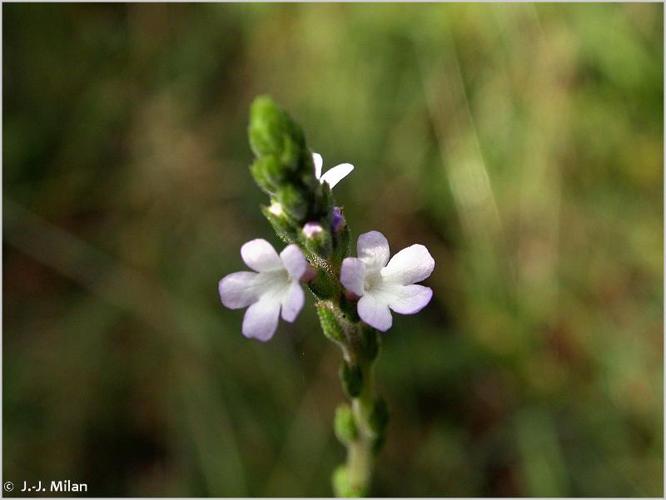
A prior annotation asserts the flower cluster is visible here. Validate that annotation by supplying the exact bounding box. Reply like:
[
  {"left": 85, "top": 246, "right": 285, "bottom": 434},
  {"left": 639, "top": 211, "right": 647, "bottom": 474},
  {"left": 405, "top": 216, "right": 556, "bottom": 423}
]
[
  {"left": 220, "top": 229, "right": 434, "bottom": 339},
  {"left": 218, "top": 97, "right": 435, "bottom": 340}
]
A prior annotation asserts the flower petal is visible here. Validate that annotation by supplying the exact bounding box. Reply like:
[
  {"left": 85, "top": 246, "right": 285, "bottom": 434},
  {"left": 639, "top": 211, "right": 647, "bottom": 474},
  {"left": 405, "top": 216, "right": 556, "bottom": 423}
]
[
  {"left": 242, "top": 297, "right": 281, "bottom": 341},
  {"left": 341, "top": 257, "right": 365, "bottom": 296},
  {"left": 219, "top": 271, "right": 259, "bottom": 309},
  {"left": 280, "top": 244, "right": 308, "bottom": 280},
  {"left": 319, "top": 163, "right": 354, "bottom": 189},
  {"left": 281, "top": 282, "right": 304, "bottom": 322},
  {"left": 381, "top": 244, "right": 435, "bottom": 285},
  {"left": 241, "top": 239, "right": 283, "bottom": 272},
  {"left": 357, "top": 231, "right": 390, "bottom": 271},
  {"left": 358, "top": 293, "right": 393, "bottom": 332},
  {"left": 312, "top": 152, "right": 323, "bottom": 179},
  {"left": 387, "top": 284, "right": 433, "bottom": 314}
]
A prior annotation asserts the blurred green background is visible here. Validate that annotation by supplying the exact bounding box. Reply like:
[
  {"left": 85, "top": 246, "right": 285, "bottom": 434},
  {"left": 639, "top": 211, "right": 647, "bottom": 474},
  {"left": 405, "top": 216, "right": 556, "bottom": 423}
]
[{"left": 3, "top": 3, "right": 663, "bottom": 497}]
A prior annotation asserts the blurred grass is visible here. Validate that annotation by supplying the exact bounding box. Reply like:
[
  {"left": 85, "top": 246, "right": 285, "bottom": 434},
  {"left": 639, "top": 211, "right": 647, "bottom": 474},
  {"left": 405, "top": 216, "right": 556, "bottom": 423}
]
[{"left": 3, "top": 3, "right": 663, "bottom": 497}]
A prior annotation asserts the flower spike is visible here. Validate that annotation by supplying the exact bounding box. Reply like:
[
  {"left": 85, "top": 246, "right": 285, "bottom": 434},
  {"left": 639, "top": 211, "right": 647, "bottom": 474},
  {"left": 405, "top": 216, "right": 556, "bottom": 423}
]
[{"left": 218, "top": 96, "right": 437, "bottom": 495}]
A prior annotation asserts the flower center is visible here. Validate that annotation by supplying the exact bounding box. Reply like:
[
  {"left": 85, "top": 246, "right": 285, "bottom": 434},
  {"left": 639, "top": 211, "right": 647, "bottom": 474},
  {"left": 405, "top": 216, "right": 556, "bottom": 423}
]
[
  {"left": 257, "top": 269, "right": 291, "bottom": 300},
  {"left": 364, "top": 271, "right": 382, "bottom": 293}
]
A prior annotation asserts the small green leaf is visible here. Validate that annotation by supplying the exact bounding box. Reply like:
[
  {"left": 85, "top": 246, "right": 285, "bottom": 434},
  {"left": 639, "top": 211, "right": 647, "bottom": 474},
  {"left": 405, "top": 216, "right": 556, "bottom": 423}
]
[
  {"left": 332, "top": 466, "right": 367, "bottom": 498},
  {"left": 315, "top": 302, "right": 345, "bottom": 342},
  {"left": 334, "top": 404, "right": 358, "bottom": 444}
]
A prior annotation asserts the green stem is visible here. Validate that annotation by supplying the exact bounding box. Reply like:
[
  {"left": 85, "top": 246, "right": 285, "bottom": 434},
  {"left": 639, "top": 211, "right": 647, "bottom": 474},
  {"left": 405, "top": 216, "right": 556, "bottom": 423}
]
[
  {"left": 309, "top": 279, "right": 389, "bottom": 497},
  {"left": 346, "top": 361, "right": 376, "bottom": 495},
  {"left": 324, "top": 309, "right": 384, "bottom": 497}
]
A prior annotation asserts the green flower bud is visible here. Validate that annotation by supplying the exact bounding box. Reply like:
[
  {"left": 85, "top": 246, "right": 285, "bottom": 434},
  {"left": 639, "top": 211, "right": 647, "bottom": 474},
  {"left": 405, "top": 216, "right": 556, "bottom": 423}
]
[
  {"left": 275, "top": 185, "right": 308, "bottom": 222},
  {"left": 261, "top": 203, "right": 298, "bottom": 244},
  {"left": 250, "top": 155, "right": 284, "bottom": 194},
  {"left": 302, "top": 222, "right": 333, "bottom": 258},
  {"left": 279, "top": 133, "right": 301, "bottom": 174},
  {"left": 315, "top": 302, "right": 345, "bottom": 342},
  {"left": 299, "top": 153, "right": 320, "bottom": 190},
  {"left": 332, "top": 207, "right": 351, "bottom": 265},
  {"left": 249, "top": 96, "right": 285, "bottom": 157},
  {"left": 334, "top": 404, "right": 357, "bottom": 444},
  {"left": 339, "top": 361, "right": 363, "bottom": 398},
  {"left": 249, "top": 96, "right": 306, "bottom": 174},
  {"left": 284, "top": 113, "right": 306, "bottom": 151}
]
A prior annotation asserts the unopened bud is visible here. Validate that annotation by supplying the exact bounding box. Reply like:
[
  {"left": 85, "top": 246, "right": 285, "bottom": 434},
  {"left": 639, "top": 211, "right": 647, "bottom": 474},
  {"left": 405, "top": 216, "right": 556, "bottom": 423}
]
[
  {"left": 250, "top": 155, "right": 284, "bottom": 194},
  {"left": 331, "top": 207, "right": 351, "bottom": 265},
  {"left": 249, "top": 96, "right": 305, "bottom": 158},
  {"left": 331, "top": 206, "right": 346, "bottom": 233},
  {"left": 303, "top": 222, "right": 332, "bottom": 258},
  {"left": 261, "top": 204, "right": 297, "bottom": 244},
  {"left": 249, "top": 96, "right": 285, "bottom": 157},
  {"left": 268, "top": 201, "right": 284, "bottom": 217},
  {"left": 303, "top": 222, "right": 324, "bottom": 238},
  {"left": 315, "top": 302, "right": 345, "bottom": 342},
  {"left": 276, "top": 185, "right": 307, "bottom": 221}
]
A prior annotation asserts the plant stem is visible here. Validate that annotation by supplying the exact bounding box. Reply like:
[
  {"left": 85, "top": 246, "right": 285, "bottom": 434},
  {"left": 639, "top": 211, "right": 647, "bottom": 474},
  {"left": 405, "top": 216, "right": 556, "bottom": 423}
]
[
  {"left": 314, "top": 298, "right": 387, "bottom": 496},
  {"left": 346, "top": 362, "right": 376, "bottom": 495},
  {"left": 332, "top": 318, "right": 383, "bottom": 497}
]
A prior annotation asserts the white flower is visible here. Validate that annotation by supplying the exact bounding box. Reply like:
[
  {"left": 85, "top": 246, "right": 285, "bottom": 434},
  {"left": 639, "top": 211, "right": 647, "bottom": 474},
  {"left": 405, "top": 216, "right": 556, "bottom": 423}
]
[
  {"left": 313, "top": 152, "right": 354, "bottom": 189},
  {"left": 340, "top": 231, "right": 434, "bottom": 332},
  {"left": 218, "top": 239, "right": 310, "bottom": 341}
]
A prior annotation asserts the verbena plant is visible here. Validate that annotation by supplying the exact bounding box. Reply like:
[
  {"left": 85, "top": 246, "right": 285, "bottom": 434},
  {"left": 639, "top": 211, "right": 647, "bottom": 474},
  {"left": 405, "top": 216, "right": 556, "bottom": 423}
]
[{"left": 218, "top": 96, "right": 435, "bottom": 496}]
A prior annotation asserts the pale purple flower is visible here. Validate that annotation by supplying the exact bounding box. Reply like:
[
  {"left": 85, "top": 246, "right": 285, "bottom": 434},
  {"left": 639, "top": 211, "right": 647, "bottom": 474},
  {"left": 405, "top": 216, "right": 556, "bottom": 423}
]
[
  {"left": 313, "top": 152, "right": 354, "bottom": 189},
  {"left": 331, "top": 206, "right": 346, "bottom": 233},
  {"left": 303, "top": 222, "right": 324, "bottom": 238},
  {"left": 340, "top": 231, "right": 434, "bottom": 332},
  {"left": 219, "top": 239, "right": 310, "bottom": 341}
]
